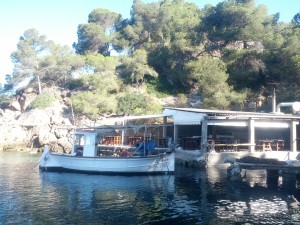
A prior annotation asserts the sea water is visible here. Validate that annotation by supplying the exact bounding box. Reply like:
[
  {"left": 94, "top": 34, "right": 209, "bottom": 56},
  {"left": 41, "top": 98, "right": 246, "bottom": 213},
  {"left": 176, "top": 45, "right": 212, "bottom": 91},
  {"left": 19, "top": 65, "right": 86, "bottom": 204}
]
[{"left": 0, "top": 151, "right": 299, "bottom": 225}]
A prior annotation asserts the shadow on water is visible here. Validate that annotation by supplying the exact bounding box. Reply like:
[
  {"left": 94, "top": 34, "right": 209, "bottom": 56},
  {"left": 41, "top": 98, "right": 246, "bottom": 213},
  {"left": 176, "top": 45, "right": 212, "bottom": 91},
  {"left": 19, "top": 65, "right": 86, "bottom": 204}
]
[{"left": 0, "top": 152, "right": 300, "bottom": 225}]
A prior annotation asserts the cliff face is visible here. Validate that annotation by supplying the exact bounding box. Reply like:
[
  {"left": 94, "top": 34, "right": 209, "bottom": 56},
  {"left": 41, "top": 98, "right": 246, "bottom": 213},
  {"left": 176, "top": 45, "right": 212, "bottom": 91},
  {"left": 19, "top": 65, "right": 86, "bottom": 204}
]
[
  {"left": 0, "top": 106, "right": 74, "bottom": 153},
  {"left": 0, "top": 88, "right": 77, "bottom": 152}
]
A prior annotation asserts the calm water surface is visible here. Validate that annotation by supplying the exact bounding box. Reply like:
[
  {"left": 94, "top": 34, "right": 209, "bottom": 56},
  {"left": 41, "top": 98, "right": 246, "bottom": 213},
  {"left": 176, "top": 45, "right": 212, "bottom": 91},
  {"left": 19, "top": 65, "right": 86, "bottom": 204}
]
[{"left": 0, "top": 152, "right": 299, "bottom": 225}]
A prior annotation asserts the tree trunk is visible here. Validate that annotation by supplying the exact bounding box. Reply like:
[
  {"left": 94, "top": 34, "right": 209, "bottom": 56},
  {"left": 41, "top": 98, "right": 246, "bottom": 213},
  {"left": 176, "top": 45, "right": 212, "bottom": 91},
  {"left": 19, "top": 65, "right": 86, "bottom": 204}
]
[{"left": 37, "top": 74, "right": 42, "bottom": 94}]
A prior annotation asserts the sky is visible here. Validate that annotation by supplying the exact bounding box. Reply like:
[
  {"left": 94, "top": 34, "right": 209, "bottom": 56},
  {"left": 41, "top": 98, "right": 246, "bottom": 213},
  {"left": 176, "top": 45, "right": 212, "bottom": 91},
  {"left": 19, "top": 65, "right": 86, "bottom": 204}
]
[{"left": 0, "top": 0, "right": 299, "bottom": 84}]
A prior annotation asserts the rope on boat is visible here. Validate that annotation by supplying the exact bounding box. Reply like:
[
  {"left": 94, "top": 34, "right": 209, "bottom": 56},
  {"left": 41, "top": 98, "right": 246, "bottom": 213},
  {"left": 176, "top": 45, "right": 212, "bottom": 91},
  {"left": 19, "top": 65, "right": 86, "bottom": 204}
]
[
  {"left": 153, "top": 153, "right": 168, "bottom": 171},
  {"left": 31, "top": 160, "right": 41, "bottom": 171},
  {"left": 31, "top": 151, "right": 48, "bottom": 171},
  {"left": 31, "top": 146, "right": 50, "bottom": 171}
]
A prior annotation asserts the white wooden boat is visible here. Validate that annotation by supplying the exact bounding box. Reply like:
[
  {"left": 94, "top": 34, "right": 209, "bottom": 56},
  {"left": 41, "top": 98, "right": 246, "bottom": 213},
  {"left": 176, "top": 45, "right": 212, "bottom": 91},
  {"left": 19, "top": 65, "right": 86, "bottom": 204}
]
[{"left": 39, "top": 128, "right": 175, "bottom": 174}]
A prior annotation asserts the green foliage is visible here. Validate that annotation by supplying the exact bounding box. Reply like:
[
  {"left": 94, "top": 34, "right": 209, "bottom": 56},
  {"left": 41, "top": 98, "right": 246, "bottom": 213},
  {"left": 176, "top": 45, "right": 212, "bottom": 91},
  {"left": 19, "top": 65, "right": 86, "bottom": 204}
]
[
  {"left": 71, "top": 91, "right": 117, "bottom": 120},
  {"left": 11, "top": 29, "right": 76, "bottom": 93},
  {"left": 146, "top": 0, "right": 202, "bottom": 87},
  {"left": 27, "top": 93, "right": 56, "bottom": 110},
  {"left": 85, "top": 54, "right": 117, "bottom": 73},
  {"left": 70, "top": 69, "right": 120, "bottom": 119},
  {"left": 0, "top": 95, "right": 12, "bottom": 108},
  {"left": 146, "top": 75, "right": 184, "bottom": 97},
  {"left": 8, "top": 0, "right": 300, "bottom": 115},
  {"left": 185, "top": 56, "right": 245, "bottom": 109},
  {"left": 74, "top": 9, "right": 121, "bottom": 55},
  {"left": 225, "top": 50, "right": 267, "bottom": 91},
  {"left": 74, "top": 23, "right": 109, "bottom": 55},
  {"left": 201, "top": 0, "right": 272, "bottom": 42},
  {"left": 88, "top": 8, "right": 121, "bottom": 29},
  {"left": 117, "top": 92, "right": 147, "bottom": 115},
  {"left": 292, "top": 12, "right": 300, "bottom": 26},
  {"left": 68, "top": 54, "right": 120, "bottom": 119},
  {"left": 265, "top": 27, "right": 300, "bottom": 85},
  {"left": 80, "top": 73, "right": 119, "bottom": 93},
  {"left": 120, "top": 49, "right": 158, "bottom": 84},
  {"left": 65, "top": 78, "right": 85, "bottom": 90},
  {"left": 10, "top": 29, "right": 49, "bottom": 92},
  {"left": 117, "top": 92, "right": 162, "bottom": 115}
]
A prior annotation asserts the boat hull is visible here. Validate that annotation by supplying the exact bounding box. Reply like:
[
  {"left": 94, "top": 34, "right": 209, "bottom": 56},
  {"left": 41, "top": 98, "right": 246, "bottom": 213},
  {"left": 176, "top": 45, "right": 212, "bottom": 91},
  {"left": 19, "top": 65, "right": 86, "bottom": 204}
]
[{"left": 39, "top": 148, "right": 175, "bottom": 175}]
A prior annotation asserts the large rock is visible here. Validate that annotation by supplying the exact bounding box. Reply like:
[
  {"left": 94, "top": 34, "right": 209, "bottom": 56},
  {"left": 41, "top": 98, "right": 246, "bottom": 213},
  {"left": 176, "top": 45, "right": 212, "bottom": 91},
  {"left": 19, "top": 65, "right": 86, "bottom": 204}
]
[
  {"left": 0, "top": 88, "right": 91, "bottom": 152},
  {"left": 10, "top": 101, "right": 21, "bottom": 111},
  {"left": 0, "top": 106, "right": 71, "bottom": 151},
  {"left": 57, "top": 137, "right": 72, "bottom": 152},
  {"left": 38, "top": 125, "right": 58, "bottom": 146},
  {"left": 0, "top": 124, "right": 28, "bottom": 146},
  {"left": 18, "top": 109, "right": 51, "bottom": 126},
  {"left": 54, "top": 127, "right": 70, "bottom": 138}
]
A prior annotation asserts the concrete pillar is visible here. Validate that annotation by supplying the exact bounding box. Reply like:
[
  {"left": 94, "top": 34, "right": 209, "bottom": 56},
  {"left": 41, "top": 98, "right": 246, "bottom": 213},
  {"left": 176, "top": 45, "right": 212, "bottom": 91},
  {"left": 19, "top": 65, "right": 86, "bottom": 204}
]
[
  {"left": 266, "top": 170, "right": 279, "bottom": 189},
  {"left": 162, "top": 116, "right": 167, "bottom": 138},
  {"left": 248, "top": 119, "right": 255, "bottom": 152},
  {"left": 282, "top": 172, "right": 296, "bottom": 192},
  {"left": 290, "top": 121, "right": 297, "bottom": 152},
  {"left": 201, "top": 117, "right": 208, "bottom": 153},
  {"left": 173, "top": 125, "right": 178, "bottom": 144}
]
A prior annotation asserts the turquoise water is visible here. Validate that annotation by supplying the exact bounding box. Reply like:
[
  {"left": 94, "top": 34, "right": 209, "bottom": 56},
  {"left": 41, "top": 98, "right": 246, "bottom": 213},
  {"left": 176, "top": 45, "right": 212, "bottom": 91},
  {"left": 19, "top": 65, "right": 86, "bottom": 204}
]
[{"left": 0, "top": 151, "right": 299, "bottom": 225}]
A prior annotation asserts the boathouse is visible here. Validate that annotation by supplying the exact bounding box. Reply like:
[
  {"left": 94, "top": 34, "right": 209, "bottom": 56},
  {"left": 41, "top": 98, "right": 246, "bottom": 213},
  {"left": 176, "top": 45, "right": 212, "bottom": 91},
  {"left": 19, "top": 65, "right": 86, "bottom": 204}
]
[{"left": 163, "top": 104, "right": 300, "bottom": 165}]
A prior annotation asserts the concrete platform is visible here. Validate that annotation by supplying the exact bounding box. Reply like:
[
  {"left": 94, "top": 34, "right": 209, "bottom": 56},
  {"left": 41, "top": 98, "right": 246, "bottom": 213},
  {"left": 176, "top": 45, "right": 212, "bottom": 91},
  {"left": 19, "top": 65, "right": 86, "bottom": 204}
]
[{"left": 207, "top": 151, "right": 300, "bottom": 167}]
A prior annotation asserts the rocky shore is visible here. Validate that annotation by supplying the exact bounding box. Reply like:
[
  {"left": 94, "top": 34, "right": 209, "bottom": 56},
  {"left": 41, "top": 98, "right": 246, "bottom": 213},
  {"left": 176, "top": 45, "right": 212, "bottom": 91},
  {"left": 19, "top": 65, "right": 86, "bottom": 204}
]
[{"left": 0, "top": 87, "right": 91, "bottom": 153}]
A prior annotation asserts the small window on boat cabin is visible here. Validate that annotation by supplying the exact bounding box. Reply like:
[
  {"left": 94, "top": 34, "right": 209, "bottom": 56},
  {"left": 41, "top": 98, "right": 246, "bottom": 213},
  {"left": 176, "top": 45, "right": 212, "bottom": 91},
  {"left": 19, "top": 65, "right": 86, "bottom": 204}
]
[{"left": 74, "top": 134, "right": 84, "bottom": 145}]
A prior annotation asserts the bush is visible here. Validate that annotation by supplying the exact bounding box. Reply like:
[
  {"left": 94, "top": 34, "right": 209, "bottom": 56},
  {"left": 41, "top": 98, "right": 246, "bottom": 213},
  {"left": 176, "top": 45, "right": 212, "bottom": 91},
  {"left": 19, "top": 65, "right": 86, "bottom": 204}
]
[
  {"left": 65, "top": 78, "right": 85, "bottom": 90},
  {"left": 117, "top": 93, "right": 147, "bottom": 115},
  {"left": 28, "top": 93, "right": 56, "bottom": 110},
  {"left": 146, "top": 75, "right": 184, "bottom": 98},
  {"left": 117, "top": 92, "right": 162, "bottom": 115},
  {"left": 0, "top": 95, "right": 12, "bottom": 108},
  {"left": 71, "top": 91, "right": 117, "bottom": 120}
]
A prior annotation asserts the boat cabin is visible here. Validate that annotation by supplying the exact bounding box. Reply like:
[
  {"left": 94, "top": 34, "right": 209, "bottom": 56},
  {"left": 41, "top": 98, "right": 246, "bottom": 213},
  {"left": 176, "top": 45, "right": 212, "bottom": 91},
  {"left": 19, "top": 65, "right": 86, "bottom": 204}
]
[{"left": 72, "top": 130, "right": 98, "bottom": 157}]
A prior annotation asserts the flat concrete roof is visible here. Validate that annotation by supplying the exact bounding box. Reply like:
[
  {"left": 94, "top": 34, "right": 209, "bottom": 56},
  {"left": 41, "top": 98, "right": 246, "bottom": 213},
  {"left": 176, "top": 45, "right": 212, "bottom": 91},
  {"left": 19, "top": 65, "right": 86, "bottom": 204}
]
[{"left": 164, "top": 107, "right": 300, "bottom": 120}]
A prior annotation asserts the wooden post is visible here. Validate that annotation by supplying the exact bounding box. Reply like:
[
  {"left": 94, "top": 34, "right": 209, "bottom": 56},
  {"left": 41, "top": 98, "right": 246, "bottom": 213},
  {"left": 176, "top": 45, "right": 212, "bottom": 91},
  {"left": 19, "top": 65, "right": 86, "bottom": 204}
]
[{"left": 163, "top": 116, "right": 167, "bottom": 138}]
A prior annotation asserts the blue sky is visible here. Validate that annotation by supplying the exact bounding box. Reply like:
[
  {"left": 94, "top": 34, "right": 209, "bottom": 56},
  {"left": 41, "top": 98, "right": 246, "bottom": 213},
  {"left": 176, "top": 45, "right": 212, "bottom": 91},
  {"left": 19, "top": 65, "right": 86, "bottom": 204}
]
[{"left": 0, "top": 0, "right": 299, "bottom": 83}]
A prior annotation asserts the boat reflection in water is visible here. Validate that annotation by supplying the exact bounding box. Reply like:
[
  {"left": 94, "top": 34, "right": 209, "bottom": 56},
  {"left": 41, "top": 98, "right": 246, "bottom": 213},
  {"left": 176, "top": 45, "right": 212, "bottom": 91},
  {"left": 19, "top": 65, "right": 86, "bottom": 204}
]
[{"left": 39, "top": 172, "right": 175, "bottom": 225}]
